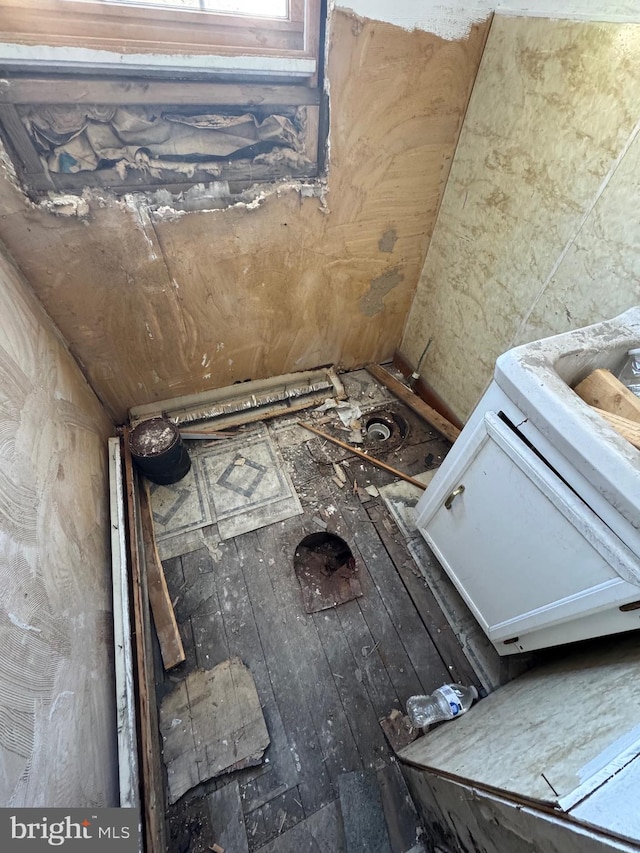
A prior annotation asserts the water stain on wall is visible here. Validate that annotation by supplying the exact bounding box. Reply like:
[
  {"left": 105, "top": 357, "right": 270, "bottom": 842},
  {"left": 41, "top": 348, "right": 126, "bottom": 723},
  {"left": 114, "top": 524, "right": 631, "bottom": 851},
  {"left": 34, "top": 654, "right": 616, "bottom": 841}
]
[
  {"left": 0, "top": 11, "right": 489, "bottom": 422},
  {"left": 360, "top": 266, "right": 405, "bottom": 316},
  {"left": 378, "top": 228, "right": 398, "bottom": 253}
]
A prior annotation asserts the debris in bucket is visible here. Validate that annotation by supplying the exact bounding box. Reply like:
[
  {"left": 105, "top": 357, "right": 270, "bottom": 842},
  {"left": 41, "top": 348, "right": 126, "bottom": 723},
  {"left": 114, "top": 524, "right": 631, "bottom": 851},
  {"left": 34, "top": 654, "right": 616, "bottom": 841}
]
[
  {"left": 130, "top": 418, "right": 177, "bottom": 456},
  {"left": 129, "top": 417, "right": 191, "bottom": 484}
]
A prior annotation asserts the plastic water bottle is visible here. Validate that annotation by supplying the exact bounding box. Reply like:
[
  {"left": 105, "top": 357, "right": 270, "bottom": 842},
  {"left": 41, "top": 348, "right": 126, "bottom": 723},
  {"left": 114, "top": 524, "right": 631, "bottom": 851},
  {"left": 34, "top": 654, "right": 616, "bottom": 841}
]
[
  {"left": 617, "top": 348, "right": 640, "bottom": 397},
  {"left": 406, "top": 684, "right": 478, "bottom": 728}
]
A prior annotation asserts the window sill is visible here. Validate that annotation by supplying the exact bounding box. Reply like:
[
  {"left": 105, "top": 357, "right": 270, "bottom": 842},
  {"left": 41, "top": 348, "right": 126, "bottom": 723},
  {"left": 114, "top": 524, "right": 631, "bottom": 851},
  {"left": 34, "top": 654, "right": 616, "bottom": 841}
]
[{"left": 0, "top": 42, "right": 317, "bottom": 81}]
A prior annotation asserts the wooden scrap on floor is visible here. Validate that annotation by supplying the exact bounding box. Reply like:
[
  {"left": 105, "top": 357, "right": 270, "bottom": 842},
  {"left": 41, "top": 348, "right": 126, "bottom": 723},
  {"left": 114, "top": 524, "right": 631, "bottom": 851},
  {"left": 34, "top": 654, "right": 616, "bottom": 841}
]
[
  {"left": 179, "top": 428, "right": 235, "bottom": 440},
  {"left": 139, "top": 480, "right": 186, "bottom": 669},
  {"left": 590, "top": 406, "right": 640, "bottom": 450},
  {"left": 366, "top": 363, "right": 461, "bottom": 443},
  {"left": 574, "top": 368, "right": 640, "bottom": 424},
  {"left": 121, "top": 431, "right": 167, "bottom": 853},
  {"left": 160, "top": 660, "right": 270, "bottom": 804},
  {"left": 298, "top": 422, "right": 428, "bottom": 490},
  {"left": 379, "top": 709, "right": 420, "bottom": 754}
]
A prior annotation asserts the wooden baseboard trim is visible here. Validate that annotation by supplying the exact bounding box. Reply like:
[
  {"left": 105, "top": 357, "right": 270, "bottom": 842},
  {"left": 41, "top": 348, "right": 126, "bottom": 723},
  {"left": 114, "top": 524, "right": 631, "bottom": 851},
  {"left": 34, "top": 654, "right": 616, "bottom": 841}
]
[{"left": 392, "top": 352, "right": 464, "bottom": 431}]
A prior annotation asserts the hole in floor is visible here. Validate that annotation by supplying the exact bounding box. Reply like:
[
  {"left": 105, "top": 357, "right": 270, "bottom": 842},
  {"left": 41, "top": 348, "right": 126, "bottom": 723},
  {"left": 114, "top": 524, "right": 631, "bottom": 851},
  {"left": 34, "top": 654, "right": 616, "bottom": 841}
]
[
  {"left": 295, "top": 532, "right": 355, "bottom": 575},
  {"left": 294, "top": 532, "right": 361, "bottom": 613}
]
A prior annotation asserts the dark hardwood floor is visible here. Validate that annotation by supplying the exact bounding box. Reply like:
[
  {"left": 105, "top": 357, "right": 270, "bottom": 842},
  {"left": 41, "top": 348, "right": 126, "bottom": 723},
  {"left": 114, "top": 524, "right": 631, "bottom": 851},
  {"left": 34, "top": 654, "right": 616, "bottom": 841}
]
[{"left": 152, "top": 383, "right": 481, "bottom": 853}]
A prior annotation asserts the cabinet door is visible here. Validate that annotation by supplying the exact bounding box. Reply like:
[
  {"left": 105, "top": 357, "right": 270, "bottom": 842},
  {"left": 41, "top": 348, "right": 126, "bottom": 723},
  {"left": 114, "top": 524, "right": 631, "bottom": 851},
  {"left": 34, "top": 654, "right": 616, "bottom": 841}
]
[{"left": 417, "top": 412, "right": 640, "bottom": 644}]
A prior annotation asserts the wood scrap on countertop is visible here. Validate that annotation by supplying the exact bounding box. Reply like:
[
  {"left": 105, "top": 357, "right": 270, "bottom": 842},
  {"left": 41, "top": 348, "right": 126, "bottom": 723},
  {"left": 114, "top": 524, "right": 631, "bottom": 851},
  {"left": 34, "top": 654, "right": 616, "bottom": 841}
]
[
  {"left": 590, "top": 406, "right": 640, "bottom": 450},
  {"left": 573, "top": 368, "right": 640, "bottom": 424}
]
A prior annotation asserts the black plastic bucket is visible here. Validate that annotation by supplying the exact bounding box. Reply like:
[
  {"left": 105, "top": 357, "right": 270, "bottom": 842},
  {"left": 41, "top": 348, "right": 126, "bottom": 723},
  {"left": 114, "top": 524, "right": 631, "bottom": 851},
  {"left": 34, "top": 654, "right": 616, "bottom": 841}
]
[{"left": 129, "top": 417, "right": 191, "bottom": 485}]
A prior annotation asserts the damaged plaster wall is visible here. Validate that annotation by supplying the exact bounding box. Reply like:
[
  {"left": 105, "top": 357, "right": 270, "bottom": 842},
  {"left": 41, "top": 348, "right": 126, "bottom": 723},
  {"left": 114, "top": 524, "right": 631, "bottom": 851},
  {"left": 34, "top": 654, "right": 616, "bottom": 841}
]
[
  {"left": 343, "top": 0, "right": 640, "bottom": 39},
  {"left": 0, "top": 8, "right": 488, "bottom": 422},
  {"left": 0, "top": 240, "right": 117, "bottom": 806},
  {"left": 401, "top": 14, "right": 640, "bottom": 421}
]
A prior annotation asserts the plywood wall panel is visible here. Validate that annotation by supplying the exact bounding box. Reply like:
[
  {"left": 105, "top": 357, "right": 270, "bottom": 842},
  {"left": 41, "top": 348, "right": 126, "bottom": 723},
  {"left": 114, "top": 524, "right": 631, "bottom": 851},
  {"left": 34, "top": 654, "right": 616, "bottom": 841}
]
[
  {"left": 0, "top": 242, "right": 117, "bottom": 807},
  {"left": 401, "top": 16, "right": 640, "bottom": 421},
  {"left": 0, "top": 10, "right": 488, "bottom": 422}
]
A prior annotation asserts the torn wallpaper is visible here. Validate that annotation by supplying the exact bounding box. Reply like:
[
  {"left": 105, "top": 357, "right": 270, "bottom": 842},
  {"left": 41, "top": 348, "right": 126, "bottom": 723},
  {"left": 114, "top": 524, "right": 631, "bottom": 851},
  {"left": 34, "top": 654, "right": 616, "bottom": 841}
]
[{"left": 18, "top": 104, "right": 308, "bottom": 179}]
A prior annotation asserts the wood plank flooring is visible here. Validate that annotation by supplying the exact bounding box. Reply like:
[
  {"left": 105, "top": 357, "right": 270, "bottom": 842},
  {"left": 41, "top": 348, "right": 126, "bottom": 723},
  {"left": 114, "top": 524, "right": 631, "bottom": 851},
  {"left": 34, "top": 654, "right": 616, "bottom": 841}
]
[{"left": 155, "top": 384, "right": 473, "bottom": 853}]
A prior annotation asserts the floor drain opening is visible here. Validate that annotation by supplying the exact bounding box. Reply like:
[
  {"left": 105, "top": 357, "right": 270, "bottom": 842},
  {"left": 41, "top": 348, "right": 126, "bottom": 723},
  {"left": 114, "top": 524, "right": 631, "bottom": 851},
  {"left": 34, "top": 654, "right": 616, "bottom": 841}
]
[
  {"left": 361, "top": 410, "right": 410, "bottom": 451},
  {"left": 366, "top": 420, "right": 392, "bottom": 442}
]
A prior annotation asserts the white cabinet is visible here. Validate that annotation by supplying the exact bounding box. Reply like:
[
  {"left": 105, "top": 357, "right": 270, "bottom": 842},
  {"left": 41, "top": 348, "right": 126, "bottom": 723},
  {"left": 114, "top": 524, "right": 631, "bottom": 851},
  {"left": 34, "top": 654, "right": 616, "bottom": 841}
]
[{"left": 417, "top": 410, "right": 640, "bottom": 654}]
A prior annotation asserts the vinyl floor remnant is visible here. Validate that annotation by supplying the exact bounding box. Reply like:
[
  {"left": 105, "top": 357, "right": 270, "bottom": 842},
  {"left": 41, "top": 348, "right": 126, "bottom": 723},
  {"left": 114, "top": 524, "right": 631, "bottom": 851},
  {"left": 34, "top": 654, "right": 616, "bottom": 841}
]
[
  {"left": 151, "top": 424, "right": 302, "bottom": 542},
  {"left": 152, "top": 372, "right": 489, "bottom": 852}
]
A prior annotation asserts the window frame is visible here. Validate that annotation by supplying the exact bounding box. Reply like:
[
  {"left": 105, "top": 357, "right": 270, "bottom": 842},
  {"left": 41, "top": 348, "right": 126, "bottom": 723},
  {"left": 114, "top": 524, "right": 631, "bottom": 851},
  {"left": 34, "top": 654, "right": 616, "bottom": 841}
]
[
  {"left": 0, "top": 0, "right": 326, "bottom": 198},
  {"left": 0, "top": 0, "right": 321, "bottom": 65}
]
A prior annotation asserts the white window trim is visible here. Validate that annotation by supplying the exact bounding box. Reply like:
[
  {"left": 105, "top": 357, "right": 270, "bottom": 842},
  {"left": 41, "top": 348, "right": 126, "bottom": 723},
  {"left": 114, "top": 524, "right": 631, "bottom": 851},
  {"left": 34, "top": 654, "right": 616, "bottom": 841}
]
[{"left": 0, "top": 42, "right": 316, "bottom": 78}]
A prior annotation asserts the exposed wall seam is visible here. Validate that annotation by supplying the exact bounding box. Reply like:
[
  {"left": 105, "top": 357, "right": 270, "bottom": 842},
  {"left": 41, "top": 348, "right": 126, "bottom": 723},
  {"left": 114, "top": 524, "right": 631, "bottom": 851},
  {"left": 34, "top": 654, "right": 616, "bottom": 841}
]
[{"left": 509, "top": 115, "right": 640, "bottom": 349}]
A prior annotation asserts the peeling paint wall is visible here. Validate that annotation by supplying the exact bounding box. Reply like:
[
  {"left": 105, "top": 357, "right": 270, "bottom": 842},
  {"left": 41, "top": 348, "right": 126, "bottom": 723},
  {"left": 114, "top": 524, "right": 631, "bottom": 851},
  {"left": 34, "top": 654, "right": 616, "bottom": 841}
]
[
  {"left": 0, "top": 241, "right": 117, "bottom": 806},
  {"left": 0, "top": 8, "right": 488, "bottom": 422},
  {"left": 401, "top": 15, "right": 640, "bottom": 421}
]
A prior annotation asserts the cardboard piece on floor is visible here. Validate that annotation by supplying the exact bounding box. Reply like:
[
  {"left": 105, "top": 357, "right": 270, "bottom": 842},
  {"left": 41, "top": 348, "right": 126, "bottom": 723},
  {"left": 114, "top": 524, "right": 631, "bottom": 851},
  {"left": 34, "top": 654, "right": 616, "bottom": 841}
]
[{"left": 160, "top": 660, "right": 270, "bottom": 804}]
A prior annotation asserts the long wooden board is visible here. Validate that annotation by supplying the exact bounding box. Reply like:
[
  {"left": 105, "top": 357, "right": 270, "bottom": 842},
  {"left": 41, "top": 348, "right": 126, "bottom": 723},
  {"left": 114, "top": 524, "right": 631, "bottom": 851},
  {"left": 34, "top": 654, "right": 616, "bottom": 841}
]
[
  {"left": 0, "top": 79, "right": 320, "bottom": 106},
  {"left": 298, "top": 422, "right": 428, "bottom": 490},
  {"left": 574, "top": 368, "right": 640, "bottom": 424},
  {"left": 139, "top": 480, "right": 186, "bottom": 670},
  {"left": 366, "top": 363, "right": 461, "bottom": 443}
]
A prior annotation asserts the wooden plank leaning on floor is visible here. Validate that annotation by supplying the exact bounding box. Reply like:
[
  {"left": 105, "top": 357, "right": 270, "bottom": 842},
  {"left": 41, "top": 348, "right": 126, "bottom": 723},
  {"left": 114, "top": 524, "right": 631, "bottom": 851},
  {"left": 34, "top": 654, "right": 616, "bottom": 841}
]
[
  {"left": 122, "top": 429, "right": 167, "bottom": 853},
  {"left": 366, "top": 363, "right": 461, "bottom": 444},
  {"left": 139, "top": 479, "right": 186, "bottom": 670}
]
